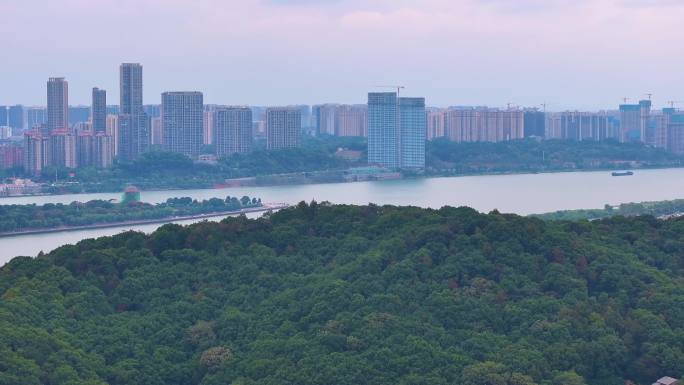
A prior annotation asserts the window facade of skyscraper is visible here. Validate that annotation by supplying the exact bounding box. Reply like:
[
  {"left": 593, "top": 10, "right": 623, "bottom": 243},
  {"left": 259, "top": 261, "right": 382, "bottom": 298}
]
[
  {"left": 667, "top": 113, "right": 684, "bottom": 154},
  {"left": 545, "top": 111, "right": 618, "bottom": 141},
  {"left": 151, "top": 117, "right": 162, "bottom": 146},
  {"left": 94, "top": 132, "right": 114, "bottom": 168},
  {"left": 368, "top": 92, "right": 400, "bottom": 168},
  {"left": 203, "top": 110, "right": 214, "bottom": 145},
  {"left": 8, "top": 105, "right": 24, "bottom": 132},
  {"left": 427, "top": 109, "right": 446, "bottom": 140},
  {"left": 118, "top": 63, "right": 150, "bottom": 161},
  {"left": 47, "top": 78, "right": 69, "bottom": 132},
  {"left": 92, "top": 88, "right": 107, "bottom": 133},
  {"left": 313, "top": 104, "right": 337, "bottom": 136},
  {"left": 49, "top": 129, "right": 77, "bottom": 168},
  {"left": 77, "top": 132, "right": 94, "bottom": 167},
  {"left": 523, "top": 110, "right": 546, "bottom": 138},
  {"left": 68, "top": 106, "right": 90, "bottom": 125},
  {"left": 368, "top": 92, "right": 427, "bottom": 169},
  {"left": 335, "top": 105, "right": 367, "bottom": 137},
  {"left": 24, "top": 130, "right": 49, "bottom": 175},
  {"left": 444, "top": 108, "right": 524, "bottom": 143},
  {"left": 26, "top": 108, "right": 46, "bottom": 132},
  {"left": 266, "top": 107, "right": 301, "bottom": 149},
  {"left": 619, "top": 100, "right": 651, "bottom": 143},
  {"left": 117, "top": 114, "right": 150, "bottom": 161},
  {"left": 161, "top": 92, "right": 204, "bottom": 157},
  {"left": 0, "top": 106, "right": 7, "bottom": 127},
  {"left": 215, "top": 107, "right": 253, "bottom": 157},
  {"left": 120, "top": 64, "right": 144, "bottom": 115},
  {"left": 399, "top": 97, "right": 426, "bottom": 169}
]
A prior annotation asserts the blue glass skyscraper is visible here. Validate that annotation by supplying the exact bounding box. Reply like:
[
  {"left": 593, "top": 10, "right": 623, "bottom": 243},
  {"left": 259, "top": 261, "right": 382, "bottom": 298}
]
[
  {"left": 399, "top": 97, "right": 426, "bottom": 169},
  {"left": 368, "top": 92, "right": 426, "bottom": 169},
  {"left": 368, "top": 92, "right": 399, "bottom": 168}
]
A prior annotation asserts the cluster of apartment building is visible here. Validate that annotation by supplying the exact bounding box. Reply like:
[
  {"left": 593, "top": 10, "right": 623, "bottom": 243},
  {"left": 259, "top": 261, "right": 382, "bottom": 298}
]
[
  {"left": 2, "top": 66, "right": 683, "bottom": 174},
  {"left": 421, "top": 100, "right": 684, "bottom": 154},
  {"left": 0, "top": 63, "right": 304, "bottom": 175}
]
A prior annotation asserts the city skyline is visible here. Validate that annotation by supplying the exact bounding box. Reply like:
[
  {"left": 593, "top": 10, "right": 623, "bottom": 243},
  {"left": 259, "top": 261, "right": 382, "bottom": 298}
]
[{"left": 1, "top": 1, "right": 684, "bottom": 109}]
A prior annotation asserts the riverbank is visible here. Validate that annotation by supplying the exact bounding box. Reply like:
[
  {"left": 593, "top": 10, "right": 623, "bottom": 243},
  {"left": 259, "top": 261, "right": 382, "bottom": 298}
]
[
  {"left": 4, "top": 163, "right": 683, "bottom": 201},
  {"left": 0, "top": 203, "right": 289, "bottom": 238}
]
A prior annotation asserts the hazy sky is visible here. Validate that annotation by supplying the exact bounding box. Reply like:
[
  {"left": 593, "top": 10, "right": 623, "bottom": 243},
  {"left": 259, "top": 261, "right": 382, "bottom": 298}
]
[{"left": 1, "top": 0, "right": 683, "bottom": 110}]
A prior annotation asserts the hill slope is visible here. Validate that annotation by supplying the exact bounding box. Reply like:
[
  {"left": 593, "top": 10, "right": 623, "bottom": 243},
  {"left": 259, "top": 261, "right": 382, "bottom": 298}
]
[{"left": 1, "top": 203, "right": 684, "bottom": 385}]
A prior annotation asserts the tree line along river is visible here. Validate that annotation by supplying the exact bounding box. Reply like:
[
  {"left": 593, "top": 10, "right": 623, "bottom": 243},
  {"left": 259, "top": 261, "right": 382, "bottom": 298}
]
[{"left": 3, "top": 167, "right": 684, "bottom": 265}]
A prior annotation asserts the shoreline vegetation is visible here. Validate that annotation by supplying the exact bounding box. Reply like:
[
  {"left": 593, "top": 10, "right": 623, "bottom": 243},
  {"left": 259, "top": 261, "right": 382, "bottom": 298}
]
[
  {"left": 2, "top": 137, "right": 684, "bottom": 197},
  {"left": 0, "top": 195, "right": 275, "bottom": 236},
  {"left": 533, "top": 198, "right": 684, "bottom": 221},
  {"left": 0, "top": 204, "right": 288, "bottom": 238}
]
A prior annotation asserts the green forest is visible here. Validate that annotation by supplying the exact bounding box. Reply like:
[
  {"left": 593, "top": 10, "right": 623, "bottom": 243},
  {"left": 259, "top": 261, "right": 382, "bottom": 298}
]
[
  {"left": 1, "top": 203, "right": 684, "bottom": 385},
  {"left": 0, "top": 195, "right": 261, "bottom": 234}
]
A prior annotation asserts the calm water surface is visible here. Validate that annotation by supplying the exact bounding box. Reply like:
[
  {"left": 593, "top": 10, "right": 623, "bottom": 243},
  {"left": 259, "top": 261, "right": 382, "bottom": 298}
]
[{"left": 2, "top": 168, "right": 683, "bottom": 264}]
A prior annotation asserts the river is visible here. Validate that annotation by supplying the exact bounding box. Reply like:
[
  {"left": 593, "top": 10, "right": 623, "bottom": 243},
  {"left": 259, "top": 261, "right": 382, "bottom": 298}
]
[{"left": 2, "top": 168, "right": 684, "bottom": 264}]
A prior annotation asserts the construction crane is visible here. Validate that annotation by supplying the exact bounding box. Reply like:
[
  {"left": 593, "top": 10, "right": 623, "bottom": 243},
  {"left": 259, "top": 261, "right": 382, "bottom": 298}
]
[
  {"left": 667, "top": 101, "right": 684, "bottom": 108},
  {"left": 375, "top": 85, "right": 405, "bottom": 95},
  {"left": 621, "top": 97, "right": 632, "bottom": 104},
  {"left": 644, "top": 93, "right": 653, "bottom": 100}
]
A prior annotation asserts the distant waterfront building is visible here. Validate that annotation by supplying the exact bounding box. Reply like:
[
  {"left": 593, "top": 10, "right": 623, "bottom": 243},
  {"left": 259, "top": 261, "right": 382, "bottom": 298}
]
[
  {"left": 444, "top": 107, "right": 524, "bottom": 143},
  {"left": 143, "top": 104, "right": 161, "bottom": 118},
  {"left": 94, "top": 132, "right": 114, "bottom": 168},
  {"left": 151, "top": 116, "right": 162, "bottom": 145},
  {"left": 92, "top": 88, "right": 107, "bottom": 133},
  {"left": 652, "top": 108, "right": 672, "bottom": 149},
  {"left": 215, "top": 107, "right": 253, "bottom": 157},
  {"left": 161, "top": 91, "right": 204, "bottom": 157},
  {"left": 76, "top": 131, "right": 94, "bottom": 167},
  {"left": 368, "top": 92, "right": 400, "bottom": 168},
  {"left": 427, "top": 109, "right": 446, "bottom": 140},
  {"left": 106, "top": 114, "right": 118, "bottom": 155},
  {"left": 49, "top": 129, "right": 77, "bottom": 168},
  {"left": 26, "top": 107, "right": 46, "bottom": 132},
  {"left": 47, "top": 78, "right": 69, "bottom": 132},
  {"left": 336, "top": 105, "right": 367, "bottom": 137},
  {"left": 619, "top": 100, "right": 651, "bottom": 143},
  {"left": 68, "top": 106, "right": 90, "bottom": 125},
  {"left": 120, "top": 63, "right": 143, "bottom": 115},
  {"left": 118, "top": 63, "right": 150, "bottom": 161},
  {"left": 398, "top": 97, "right": 426, "bottom": 168},
  {"left": 523, "top": 109, "right": 546, "bottom": 138},
  {"left": 0, "top": 143, "right": 23, "bottom": 169},
  {"left": 314, "top": 104, "right": 338, "bottom": 136},
  {"left": 545, "top": 111, "right": 618, "bottom": 141},
  {"left": 0, "top": 106, "right": 7, "bottom": 127},
  {"left": 203, "top": 110, "right": 214, "bottom": 145},
  {"left": 8, "top": 105, "right": 24, "bottom": 131},
  {"left": 266, "top": 107, "right": 301, "bottom": 149},
  {"left": 117, "top": 114, "right": 150, "bottom": 161},
  {"left": 24, "top": 130, "right": 48, "bottom": 174},
  {"left": 667, "top": 112, "right": 684, "bottom": 154}
]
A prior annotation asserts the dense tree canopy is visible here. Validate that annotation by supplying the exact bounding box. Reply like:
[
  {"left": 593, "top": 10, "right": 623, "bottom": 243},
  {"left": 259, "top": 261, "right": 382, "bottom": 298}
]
[{"left": 1, "top": 203, "right": 684, "bottom": 385}]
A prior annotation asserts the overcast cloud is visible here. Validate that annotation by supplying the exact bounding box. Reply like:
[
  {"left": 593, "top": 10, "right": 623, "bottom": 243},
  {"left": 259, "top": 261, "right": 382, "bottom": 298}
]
[{"left": 1, "top": 0, "right": 682, "bottom": 110}]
